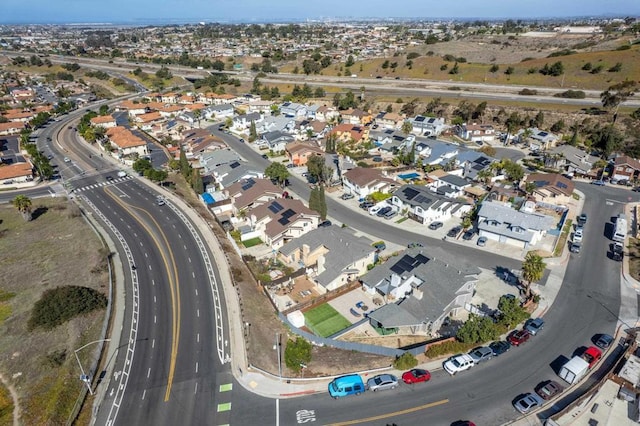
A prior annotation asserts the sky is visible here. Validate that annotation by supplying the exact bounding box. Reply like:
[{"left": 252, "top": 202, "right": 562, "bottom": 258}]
[{"left": 0, "top": 0, "right": 638, "bottom": 24}]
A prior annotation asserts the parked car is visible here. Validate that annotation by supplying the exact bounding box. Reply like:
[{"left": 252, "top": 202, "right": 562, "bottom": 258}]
[
  {"left": 447, "top": 226, "right": 463, "bottom": 238},
  {"left": 359, "top": 201, "right": 374, "bottom": 210},
  {"left": 468, "top": 346, "right": 493, "bottom": 364},
  {"left": 443, "top": 354, "right": 475, "bottom": 375},
  {"left": 340, "top": 193, "right": 355, "bottom": 200},
  {"left": 569, "top": 242, "right": 582, "bottom": 253},
  {"left": 489, "top": 340, "right": 511, "bottom": 356},
  {"left": 525, "top": 318, "right": 545, "bottom": 336},
  {"left": 376, "top": 207, "right": 392, "bottom": 217},
  {"left": 513, "top": 393, "right": 543, "bottom": 414},
  {"left": 462, "top": 229, "right": 475, "bottom": 241},
  {"left": 366, "top": 374, "right": 399, "bottom": 392},
  {"left": 535, "top": 380, "right": 563, "bottom": 400},
  {"left": 573, "top": 228, "right": 583, "bottom": 243},
  {"left": 63, "top": 157, "right": 71, "bottom": 163},
  {"left": 429, "top": 221, "right": 444, "bottom": 230},
  {"left": 477, "top": 236, "right": 487, "bottom": 247},
  {"left": 591, "top": 180, "right": 605, "bottom": 186},
  {"left": 407, "top": 242, "right": 424, "bottom": 249},
  {"left": 507, "top": 329, "right": 531, "bottom": 347},
  {"left": 261, "top": 154, "right": 269, "bottom": 160},
  {"left": 384, "top": 209, "right": 398, "bottom": 220},
  {"left": 582, "top": 346, "right": 602, "bottom": 369},
  {"left": 401, "top": 369, "right": 431, "bottom": 384},
  {"left": 595, "top": 334, "right": 614, "bottom": 350},
  {"left": 373, "top": 242, "right": 386, "bottom": 252},
  {"left": 318, "top": 220, "right": 332, "bottom": 228},
  {"left": 577, "top": 213, "right": 588, "bottom": 226}
]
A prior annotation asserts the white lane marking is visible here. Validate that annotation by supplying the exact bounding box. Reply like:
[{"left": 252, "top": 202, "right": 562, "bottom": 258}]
[
  {"left": 188, "top": 257, "right": 192, "bottom": 263},
  {"left": 148, "top": 264, "right": 152, "bottom": 270},
  {"left": 141, "top": 390, "right": 146, "bottom": 400},
  {"left": 154, "top": 315, "right": 157, "bottom": 324},
  {"left": 195, "top": 289, "right": 198, "bottom": 296},
  {"left": 154, "top": 295, "right": 156, "bottom": 303},
  {"left": 144, "top": 252, "right": 148, "bottom": 258},
  {"left": 194, "top": 382, "right": 198, "bottom": 394},
  {"left": 151, "top": 279, "right": 155, "bottom": 286},
  {"left": 197, "top": 309, "right": 200, "bottom": 318},
  {"left": 147, "top": 368, "right": 151, "bottom": 378},
  {"left": 276, "top": 399, "right": 280, "bottom": 426},
  {"left": 192, "top": 271, "right": 196, "bottom": 278},
  {"left": 195, "top": 362, "right": 198, "bottom": 373},
  {"left": 152, "top": 339, "right": 155, "bottom": 349},
  {"left": 197, "top": 333, "right": 200, "bottom": 343},
  {"left": 183, "top": 245, "right": 187, "bottom": 250}
]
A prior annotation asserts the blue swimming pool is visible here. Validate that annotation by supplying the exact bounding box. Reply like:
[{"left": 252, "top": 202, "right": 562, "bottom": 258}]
[{"left": 398, "top": 172, "right": 420, "bottom": 180}]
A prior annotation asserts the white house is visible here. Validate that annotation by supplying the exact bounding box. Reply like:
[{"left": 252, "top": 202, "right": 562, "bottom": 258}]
[
  {"left": 390, "top": 184, "right": 472, "bottom": 225},
  {"left": 342, "top": 167, "right": 398, "bottom": 199}
]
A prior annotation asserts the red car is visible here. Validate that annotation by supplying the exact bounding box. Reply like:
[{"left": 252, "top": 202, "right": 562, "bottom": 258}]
[
  {"left": 401, "top": 368, "right": 431, "bottom": 384},
  {"left": 582, "top": 346, "right": 602, "bottom": 368},
  {"left": 508, "top": 329, "right": 531, "bottom": 346}
]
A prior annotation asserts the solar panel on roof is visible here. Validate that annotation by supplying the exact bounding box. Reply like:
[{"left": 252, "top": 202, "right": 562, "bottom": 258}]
[
  {"left": 282, "top": 209, "right": 295, "bottom": 219},
  {"left": 268, "top": 201, "right": 284, "bottom": 213},
  {"left": 415, "top": 116, "right": 425, "bottom": 122},
  {"left": 278, "top": 217, "right": 290, "bottom": 225},
  {"left": 414, "top": 195, "right": 431, "bottom": 204},
  {"left": 241, "top": 178, "right": 256, "bottom": 191},
  {"left": 403, "top": 187, "right": 419, "bottom": 200},
  {"left": 230, "top": 161, "right": 241, "bottom": 169},
  {"left": 414, "top": 254, "right": 429, "bottom": 264}
]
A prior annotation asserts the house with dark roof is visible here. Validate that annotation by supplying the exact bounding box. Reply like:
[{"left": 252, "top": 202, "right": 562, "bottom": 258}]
[
  {"left": 477, "top": 200, "right": 556, "bottom": 249},
  {"left": 414, "top": 139, "right": 459, "bottom": 166},
  {"left": 523, "top": 173, "right": 575, "bottom": 204},
  {"left": 525, "top": 127, "right": 560, "bottom": 151},
  {"left": 232, "top": 112, "right": 262, "bottom": 130},
  {"left": 260, "top": 130, "right": 295, "bottom": 151},
  {"left": 199, "top": 149, "right": 241, "bottom": 174},
  {"left": 456, "top": 151, "right": 496, "bottom": 181},
  {"left": 342, "top": 167, "right": 398, "bottom": 199},
  {"left": 390, "top": 184, "right": 472, "bottom": 225},
  {"left": 361, "top": 247, "right": 480, "bottom": 335},
  {"left": 226, "top": 178, "right": 284, "bottom": 213},
  {"left": 280, "top": 102, "right": 308, "bottom": 118},
  {"left": 278, "top": 226, "right": 376, "bottom": 292},
  {"left": 547, "top": 145, "right": 598, "bottom": 176},
  {"left": 212, "top": 160, "right": 264, "bottom": 189},
  {"left": 428, "top": 173, "right": 471, "bottom": 198},
  {"left": 249, "top": 198, "right": 320, "bottom": 249},
  {"left": 409, "top": 116, "right": 446, "bottom": 136}
]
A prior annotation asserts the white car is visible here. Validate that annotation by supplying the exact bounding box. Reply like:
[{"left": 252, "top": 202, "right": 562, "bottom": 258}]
[
  {"left": 573, "top": 228, "right": 583, "bottom": 243},
  {"left": 443, "top": 354, "right": 475, "bottom": 375},
  {"left": 368, "top": 205, "right": 382, "bottom": 215}
]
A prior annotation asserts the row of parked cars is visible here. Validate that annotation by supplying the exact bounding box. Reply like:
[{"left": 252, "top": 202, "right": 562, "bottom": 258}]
[
  {"left": 569, "top": 213, "right": 587, "bottom": 254},
  {"left": 328, "top": 368, "right": 432, "bottom": 398},
  {"left": 443, "top": 317, "right": 545, "bottom": 375}
]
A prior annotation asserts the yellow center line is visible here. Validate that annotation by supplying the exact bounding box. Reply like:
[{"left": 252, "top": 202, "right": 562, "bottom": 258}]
[
  {"left": 328, "top": 399, "right": 449, "bottom": 426},
  {"left": 103, "top": 188, "right": 182, "bottom": 401}
]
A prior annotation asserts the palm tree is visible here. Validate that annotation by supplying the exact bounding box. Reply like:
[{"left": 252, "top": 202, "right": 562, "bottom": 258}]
[
  {"left": 477, "top": 169, "right": 494, "bottom": 186},
  {"left": 521, "top": 251, "right": 546, "bottom": 299},
  {"left": 193, "top": 108, "right": 202, "bottom": 128},
  {"left": 12, "top": 195, "right": 33, "bottom": 221}
]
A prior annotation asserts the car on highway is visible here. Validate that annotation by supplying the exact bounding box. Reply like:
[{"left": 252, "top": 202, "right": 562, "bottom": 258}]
[
  {"left": 443, "top": 354, "right": 475, "bottom": 375},
  {"left": 477, "top": 236, "right": 487, "bottom": 247},
  {"left": 591, "top": 180, "right": 605, "bottom": 186},
  {"left": 366, "top": 374, "right": 399, "bottom": 392},
  {"left": 489, "top": 340, "right": 511, "bottom": 356},
  {"left": 569, "top": 241, "right": 582, "bottom": 253},
  {"left": 447, "top": 226, "right": 462, "bottom": 238},
  {"left": 340, "top": 193, "right": 354, "bottom": 200},
  {"left": 507, "top": 329, "right": 531, "bottom": 347},
  {"left": 105, "top": 176, "right": 114, "bottom": 181},
  {"left": 156, "top": 196, "right": 166, "bottom": 206},
  {"left": 407, "top": 242, "right": 424, "bottom": 249},
  {"left": 429, "top": 221, "right": 443, "bottom": 230},
  {"left": 239, "top": 138, "right": 245, "bottom": 143},
  {"left": 513, "top": 393, "right": 543, "bottom": 414},
  {"left": 595, "top": 334, "right": 614, "bottom": 350},
  {"left": 401, "top": 368, "right": 431, "bottom": 384},
  {"left": 525, "top": 318, "right": 545, "bottom": 336},
  {"left": 535, "top": 380, "right": 563, "bottom": 400},
  {"left": 468, "top": 346, "right": 493, "bottom": 364}
]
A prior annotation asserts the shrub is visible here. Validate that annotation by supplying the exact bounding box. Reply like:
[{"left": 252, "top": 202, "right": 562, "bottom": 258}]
[
  {"left": 393, "top": 352, "right": 418, "bottom": 370},
  {"left": 28, "top": 286, "right": 107, "bottom": 331},
  {"left": 456, "top": 314, "right": 500, "bottom": 344},
  {"left": 608, "top": 62, "right": 623, "bottom": 72},
  {"left": 616, "top": 44, "right": 631, "bottom": 51},
  {"left": 519, "top": 88, "right": 538, "bottom": 96},
  {"left": 284, "top": 337, "right": 312, "bottom": 373},
  {"left": 582, "top": 62, "right": 592, "bottom": 71},
  {"left": 554, "top": 90, "right": 586, "bottom": 99},
  {"left": 43, "top": 349, "right": 67, "bottom": 368},
  {"left": 424, "top": 339, "right": 475, "bottom": 358},
  {"left": 547, "top": 49, "right": 577, "bottom": 58},
  {"left": 406, "top": 52, "right": 421, "bottom": 60}
]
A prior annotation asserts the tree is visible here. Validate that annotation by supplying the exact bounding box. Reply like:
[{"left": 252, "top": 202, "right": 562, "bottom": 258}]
[
  {"left": 249, "top": 120, "right": 258, "bottom": 142},
  {"left": 179, "top": 148, "right": 191, "bottom": 179},
  {"left": 193, "top": 108, "right": 202, "bottom": 128},
  {"left": 524, "top": 181, "right": 537, "bottom": 195},
  {"left": 489, "top": 64, "right": 499, "bottom": 73},
  {"left": 401, "top": 120, "right": 413, "bottom": 135},
  {"left": 284, "top": 337, "right": 312, "bottom": 374},
  {"left": 457, "top": 314, "right": 499, "bottom": 344},
  {"left": 317, "top": 186, "right": 327, "bottom": 219},
  {"left": 99, "top": 104, "right": 109, "bottom": 116},
  {"left": 191, "top": 171, "right": 204, "bottom": 194},
  {"left": 497, "top": 295, "right": 530, "bottom": 328},
  {"left": 503, "top": 160, "right": 524, "bottom": 182},
  {"left": 600, "top": 80, "right": 637, "bottom": 123},
  {"left": 306, "top": 155, "right": 327, "bottom": 184},
  {"left": 521, "top": 251, "right": 546, "bottom": 299},
  {"left": 476, "top": 169, "right": 494, "bottom": 185},
  {"left": 12, "top": 195, "right": 32, "bottom": 221},
  {"left": 461, "top": 215, "right": 472, "bottom": 230},
  {"left": 264, "top": 162, "right": 290, "bottom": 187},
  {"left": 133, "top": 158, "right": 153, "bottom": 175}
]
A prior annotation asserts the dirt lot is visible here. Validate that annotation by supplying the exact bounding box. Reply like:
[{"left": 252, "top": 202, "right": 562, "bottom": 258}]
[{"left": 0, "top": 198, "right": 109, "bottom": 425}]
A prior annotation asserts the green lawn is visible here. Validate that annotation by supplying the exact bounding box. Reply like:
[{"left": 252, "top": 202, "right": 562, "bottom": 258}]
[
  {"left": 242, "top": 237, "right": 263, "bottom": 248},
  {"left": 304, "top": 303, "right": 352, "bottom": 337}
]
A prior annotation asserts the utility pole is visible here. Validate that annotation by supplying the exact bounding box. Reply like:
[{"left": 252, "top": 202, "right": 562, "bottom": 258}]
[{"left": 275, "top": 333, "right": 282, "bottom": 381}]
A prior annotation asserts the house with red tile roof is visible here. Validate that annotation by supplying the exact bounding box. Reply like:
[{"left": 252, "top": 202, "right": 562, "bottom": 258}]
[
  {"left": 90, "top": 115, "right": 117, "bottom": 128},
  {"left": 0, "top": 121, "right": 26, "bottom": 136},
  {"left": 0, "top": 162, "right": 34, "bottom": 187},
  {"left": 612, "top": 155, "right": 640, "bottom": 182},
  {"left": 116, "top": 100, "right": 149, "bottom": 117},
  {"left": 327, "top": 123, "right": 369, "bottom": 143},
  {"left": 105, "top": 126, "right": 148, "bottom": 158},
  {"left": 3, "top": 111, "right": 34, "bottom": 123},
  {"left": 285, "top": 142, "right": 325, "bottom": 166}
]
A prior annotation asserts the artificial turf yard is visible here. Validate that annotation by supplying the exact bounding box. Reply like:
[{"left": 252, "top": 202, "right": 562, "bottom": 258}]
[{"left": 303, "top": 303, "right": 352, "bottom": 337}]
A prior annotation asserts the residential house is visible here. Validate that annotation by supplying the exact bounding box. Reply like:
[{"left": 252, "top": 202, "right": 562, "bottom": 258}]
[
  {"left": 477, "top": 200, "right": 556, "bottom": 248},
  {"left": 134, "top": 111, "right": 165, "bottom": 131},
  {"left": 340, "top": 108, "right": 373, "bottom": 125},
  {"left": 161, "top": 92, "right": 179, "bottom": 104},
  {"left": 460, "top": 123, "right": 496, "bottom": 144},
  {"left": 105, "top": 127, "right": 148, "bottom": 158},
  {"left": 523, "top": 173, "right": 575, "bottom": 204},
  {"left": 547, "top": 145, "right": 598, "bottom": 176},
  {"left": 428, "top": 173, "right": 471, "bottom": 198},
  {"left": 342, "top": 167, "right": 398, "bottom": 199},
  {"left": 2, "top": 110, "right": 33, "bottom": 123},
  {"left": 612, "top": 155, "right": 640, "bottom": 182},
  {"left": 0, "top": 121, "right": 25, "bottom": 136},
  {"left": 286, "top": 143, "right": 325, "bottom": 166},
  {"left": 526, "top": 128, "right": 560, "bottom": 151},
  {"left": 361, "top": 248, "right": 480, "bottom": 334},
  {"left": 258, "top": 116, "right": 296, "bottom": 135},
  {"left": 226, "top": 178, "right": 284, "bottom": 214},
  {"left": 156, "top": 104, "right": 186, "bottom": 118},
  {"left": 116, "top": 100, "right": 149, "bottom": 117},
  {"left": 90, "top": 115, "right": 117, "bottom": 129},
  {"left": 182, "top": 129, "right": 226, "bottom": 158},
  {"left": 247, "top": 100, "right": 275, "bottom": 113},
  {"left": 232, "top": 112, "right": 262, "bottom": 130},
  {"left": 248, "top": 198, "right": 320, "bottom": 249},
  {"left": 280, "top": 102, "right": 307, "bottom": 118},
  {"left": 199, "top": 149, "right": 242, "bottom": 174},
  {"left": 374, "top": 112, "right": 404, "bottom": 129},
  {"left": 390, "top": 184, "right": 472, "bottom": 224},
  {"left": 279, "top": 226, "right": 376, "bottom": 292},
  {"left": 456, "top": 151, "right": 496, "bottom": 181},
  {"left": 0, "top": 161, "right": 34, "bottom": 187},
  {"left": 410, "top": 116, "right": 446, "bottom": 136},
  {"left": 414, "top": 140, "right": 459, "bottom": 166},
  {"left": 294, "top": 119, "right": 327, "bottom": 140},
  {"left": 328, "top": 124, "right": 369, "bottom": 144},
  {"left": 260, "top": 131, "right": 295, "bottom": 152},
  {"left": 315, "top": 105, "right": 340, "bottom": 123},
  {"left": 211, "top": 160, "right": 264, "bottom": 189},
  {"left": 203, "top": 104, "right": 234, "bottom": 120}
]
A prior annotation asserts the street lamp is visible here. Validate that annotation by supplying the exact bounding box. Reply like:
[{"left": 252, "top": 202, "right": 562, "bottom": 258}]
[
  {"left": 300, "top": 363, "right": 307, "bottom": 379},
  {"left": 274, "top": 333, "right": 282, "bottom": 381},
  {"left": 74, "top": 339, "right": 110, "bottom": 396}
]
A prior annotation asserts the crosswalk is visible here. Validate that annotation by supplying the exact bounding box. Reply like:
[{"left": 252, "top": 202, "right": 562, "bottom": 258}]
[{"left": 70, "top": 175, "right": 133, "bottom": 193}]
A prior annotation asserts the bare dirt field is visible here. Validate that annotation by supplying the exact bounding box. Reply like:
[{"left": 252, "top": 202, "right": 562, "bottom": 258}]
[{"left": 0, "top": 198, "right": 109, "bottom": 425}]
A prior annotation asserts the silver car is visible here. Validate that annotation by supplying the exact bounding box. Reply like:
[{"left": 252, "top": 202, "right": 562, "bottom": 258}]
[
  {"left": 513, "top": 393, "right": 543, "bottom": 414},
  {"left": 366, "top": 374, "right": 399, "bottom": 392},
  {"left": 468, "top": 346, "right": 493, "bottom": 364}
]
